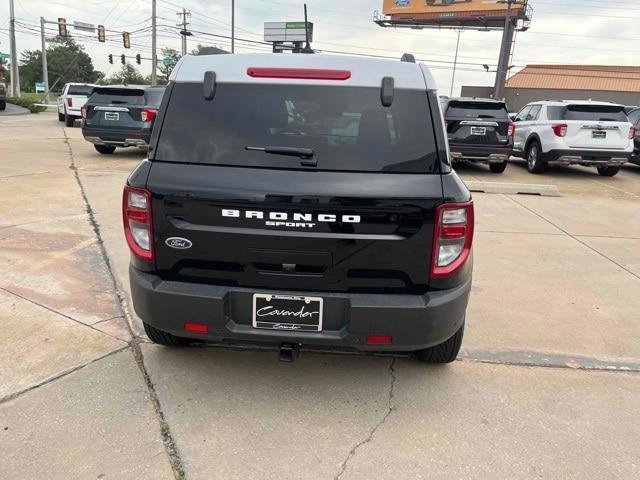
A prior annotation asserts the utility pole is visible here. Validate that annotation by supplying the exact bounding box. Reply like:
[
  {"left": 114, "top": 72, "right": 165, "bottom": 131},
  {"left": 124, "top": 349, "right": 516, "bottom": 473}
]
[
  {"left": 450, "top": 29, "right": 462, "bottom": 98},
  {"left": 151, "top": 0, "right": 157, "bottom": 85},
  {"left": 40, "top": 17, "right": 50, "bottom": 104},
  {"left": 9, "top": 0, "right": 20, "bottom": 96},
  {"left": 494, "top": 0, "right": 517, "bottom": 100},
  {"left": 177, "top": 8, "right": 192, "bottom": 56},
  {"left": 231, "top": 0, "right": 235, "bottom": 53}
]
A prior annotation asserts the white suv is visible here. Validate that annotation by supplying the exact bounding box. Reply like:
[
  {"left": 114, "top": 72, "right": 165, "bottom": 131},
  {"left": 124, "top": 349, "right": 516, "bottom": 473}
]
[
  {"left": 57, "top": 83, "right": 96, "bottom": 127},
  {"left": 512, "top": 101, "right": 635, "bottom": 177}
]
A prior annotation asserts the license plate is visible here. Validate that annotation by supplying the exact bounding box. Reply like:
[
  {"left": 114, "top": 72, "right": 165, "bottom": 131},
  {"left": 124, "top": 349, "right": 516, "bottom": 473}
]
[
  {"left": 104, "top": 112, "right": 119, "bottom": 121},
  {"left": 470, "top": 126, "right": 486, "bottom": 135},
  {"left": 252, "top": 294, "right": 323, "bottom": 332},
  {"left": 592, "top": 130, "right": 606, "bottom": 139}
]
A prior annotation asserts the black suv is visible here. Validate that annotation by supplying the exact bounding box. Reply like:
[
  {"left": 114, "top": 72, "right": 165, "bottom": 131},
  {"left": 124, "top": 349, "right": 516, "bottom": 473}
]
[
  {"left": 442, "top": 97, "right": 514, "bottom": 173},
  {"left": 125, "top": 54, "right": 473, "bottom": 363},
  {"left": 82, "top": 85, "right": 165, "bottom": 154}
]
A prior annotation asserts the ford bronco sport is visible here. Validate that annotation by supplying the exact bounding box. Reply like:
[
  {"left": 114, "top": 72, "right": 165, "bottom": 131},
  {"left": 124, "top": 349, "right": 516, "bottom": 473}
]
[{"left": 125, "top": 53, "right": 473, "bottom": 363}]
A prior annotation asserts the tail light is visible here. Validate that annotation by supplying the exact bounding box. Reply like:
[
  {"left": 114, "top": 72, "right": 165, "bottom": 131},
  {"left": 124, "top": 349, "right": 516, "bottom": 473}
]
[
  {"left": 80, "top": 106, "right": 86, "bottom": 119},
  {"left": 123, "top": 186, "right": 154, "bottom": 262},
  {"left": 141, "top": 107, "right": 158, "bottom": 123},
  {"left": 66, "top": 98, "right": 73, "bottom": 107},
  {"left": 507, "top": 122, "right": 516, "bottom": 138},
  {"left": 552, "top": 123, "right": 568, "bottom": 137},
  {"left": 630, "top": 126, "right": 637, "bottom": 140},
  {"left": 431, "top": 201, "right": 474, "bottom": 278}
]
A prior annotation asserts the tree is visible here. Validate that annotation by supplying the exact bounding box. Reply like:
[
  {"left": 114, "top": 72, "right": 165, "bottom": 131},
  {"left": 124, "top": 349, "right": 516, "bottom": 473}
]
[
  {"left": 191, "top": 44, "right": 229, "bottom": 56},
  {"left": 106, "top": 63, "right": 146, "bottom": 85},
  {"left": 19, "top": 36, "right": 100, "bottom": 92},
  {"left": 159, "top": 47, "right": 181, "bottom": 82}
]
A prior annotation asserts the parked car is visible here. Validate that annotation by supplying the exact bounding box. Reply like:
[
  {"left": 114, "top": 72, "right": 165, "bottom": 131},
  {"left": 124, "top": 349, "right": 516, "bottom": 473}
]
[
  {"left": 442, "top": 97, "right": 514, "bottom": 173},
  {"left": 512, "top": 101, "right": 635, "bottom": 176},
  {"left": 0, "top": 84, "right": 6, "bottom": 111},
  {"left": 82, "top": 85, "right": 166, "bottom": 154},
  {"left": 125, "top": 53, "right": 473, "bottom": 364},
  {"left": 57, "top": 83, "right": 96, "bottom": 127},
  {"left": 628, "top": 108, "right": 640, "bottom": 165}
]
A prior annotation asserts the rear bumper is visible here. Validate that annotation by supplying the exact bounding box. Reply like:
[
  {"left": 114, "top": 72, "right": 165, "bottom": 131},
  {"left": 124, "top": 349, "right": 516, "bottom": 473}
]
[
  {"left": 130, "top": 267, "right": 471, "bottom": 352},
  {"left": 449, "top": 144, "right": 513, "bottom": 164},
  {"left": 543, "top": 149, "right": 631, "bottom": 167},
  {"left": 82, "top": 126, "right": 151, "bottom": 148}
]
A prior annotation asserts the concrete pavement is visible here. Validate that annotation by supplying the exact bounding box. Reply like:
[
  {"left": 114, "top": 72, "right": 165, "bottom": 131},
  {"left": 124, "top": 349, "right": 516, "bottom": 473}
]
[{"left": 1, "top": 114, "right": 639, "bottom": 479}]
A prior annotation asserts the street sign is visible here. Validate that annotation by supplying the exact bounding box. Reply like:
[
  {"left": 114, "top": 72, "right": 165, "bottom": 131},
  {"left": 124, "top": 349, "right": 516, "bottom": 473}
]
[
  {"left": 0, "top": 53, "right": 10, "bottom": 60},
  {"left": 162, "top": 58, "right": 175, "bottom": 66},
  {"left": 35, "top": 82, "right": 45, "bottom": 93},
  {"left": 73, "top": 21, "right": 95, "bottom": 33},
  {"left": 264, "top": 21, "right": 313, "bottom": 43}
]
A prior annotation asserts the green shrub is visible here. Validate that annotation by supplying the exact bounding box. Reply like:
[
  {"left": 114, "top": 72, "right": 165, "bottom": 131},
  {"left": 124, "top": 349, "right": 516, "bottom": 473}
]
[{"left": 7, "top": 96, "right": 47, "bottom": 113}]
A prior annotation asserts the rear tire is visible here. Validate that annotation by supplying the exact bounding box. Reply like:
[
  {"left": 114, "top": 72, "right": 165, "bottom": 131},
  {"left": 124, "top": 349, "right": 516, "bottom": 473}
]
[
  {"left": 65, "top": 114, "right": 75, "bottom": 127},
  {"left": 143, "top": 322, "right": 190, "bottom": 346},
  {"left": 489, "top": 162, "right": 508, "bottom": 174},
  {"left": 415, "top": 321, "right": 464, "bottom": 364},
  {"left": 94, "top": 145, "right": 116, "bottom": 155},
  {"left": 597, "top": 166, "right": 620, "bottom": 177},
  {"left": 0, "top": 101, "right": 6, "bottom": 111},
  {"left": 526, "top": 141, "right": 546, "bottom": 174},
  {"left": 58, "top": 112, "right": 65, "bottom": 121}
]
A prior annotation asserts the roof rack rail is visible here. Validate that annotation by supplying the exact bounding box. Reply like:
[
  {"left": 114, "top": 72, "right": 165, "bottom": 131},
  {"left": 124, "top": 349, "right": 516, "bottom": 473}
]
[{"left": 400, "top": 53, "right": 416, "bottom": 63}]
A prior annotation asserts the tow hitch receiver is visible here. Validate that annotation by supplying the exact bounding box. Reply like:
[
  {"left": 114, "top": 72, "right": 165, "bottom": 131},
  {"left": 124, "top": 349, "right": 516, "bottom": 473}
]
[{"left": 279, "top": 343, "right": 300, "bottom": 363}]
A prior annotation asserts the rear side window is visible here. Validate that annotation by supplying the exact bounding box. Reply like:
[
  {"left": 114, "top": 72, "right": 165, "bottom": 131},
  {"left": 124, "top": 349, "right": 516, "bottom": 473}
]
[
  {"left": 551, "top": 104, "right": 628, "bottom": 122},
  {"left": 67, "top": 85, "right": 94, "bottom": 96},
  {"left": 445, "top": 101, "right": 508, "bottom": 119},
  {"left": 89, "top": 89, "right": 145, "bottom": 105},
  {"left": 155, "top": 83, "right": 440, "bottom": 173}
]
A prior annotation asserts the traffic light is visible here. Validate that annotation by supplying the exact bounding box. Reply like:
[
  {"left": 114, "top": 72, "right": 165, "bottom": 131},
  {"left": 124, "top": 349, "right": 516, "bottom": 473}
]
[
  {"left": 58, "top": 18, "right": 67, "bottom": 37},
  {"left": 120, "top": 54, "right": 126, "bottom": 65},
  {"left": 108, "top": 54, "right": 113, "bottom": 64},
  {"left": 123, "top": 32, "right": 131, "bottom": 49},
  {"left": 98, "top": 25, "right": 105, "bottom": 43},
  {"left": 135, "top": 54, "right": 141, "bottom": 65}
]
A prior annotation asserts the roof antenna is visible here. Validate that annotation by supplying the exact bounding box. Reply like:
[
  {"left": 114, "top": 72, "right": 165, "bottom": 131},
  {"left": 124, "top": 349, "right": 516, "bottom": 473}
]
[{"left": 302, "top": 4, "right": 314, "bottom": 54}]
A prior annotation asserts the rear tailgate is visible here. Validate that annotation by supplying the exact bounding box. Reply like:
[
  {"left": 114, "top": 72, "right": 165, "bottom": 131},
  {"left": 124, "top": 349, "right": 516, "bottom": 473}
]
[
  {"left": 149, "top": 165, "right": 443, "bottom": 293},
  {"left": 446, "top": 101, "right": 510, "bottom": 145},
  {"left": 562, "top": 104, "right": 631, "bottom": 150}
]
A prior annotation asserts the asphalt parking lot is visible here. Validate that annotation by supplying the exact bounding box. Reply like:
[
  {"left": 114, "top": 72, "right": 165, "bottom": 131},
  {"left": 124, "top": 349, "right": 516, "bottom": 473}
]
[{"left": 1, "top": 113, "right": 639, "bottom": 479}]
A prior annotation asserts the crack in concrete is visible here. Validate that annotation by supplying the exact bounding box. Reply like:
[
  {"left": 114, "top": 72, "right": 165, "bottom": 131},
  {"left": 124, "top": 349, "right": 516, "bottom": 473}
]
[
  {"left": 506, "top": 195, "right": 640, "bottom": 282},
  {"left": 0, "top": 346, "right": 128, "bottom": 405},
  {"left": 61, "top": 128, "right": 186, "bottom": 480},
  {"left": 334, "top": 358, "right": 397, "bottom": 480}
]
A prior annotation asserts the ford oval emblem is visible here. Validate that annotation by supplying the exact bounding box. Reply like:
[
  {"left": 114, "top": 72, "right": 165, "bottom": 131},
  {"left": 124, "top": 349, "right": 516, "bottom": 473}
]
[{"left": 165, "top": 237, "right": 193, "bottom": 250}]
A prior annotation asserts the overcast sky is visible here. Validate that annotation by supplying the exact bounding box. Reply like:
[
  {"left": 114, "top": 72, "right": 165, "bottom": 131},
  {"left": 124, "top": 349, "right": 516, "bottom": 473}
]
[{"left": 1, "top": 0, "right": 638, "bottom": 94}]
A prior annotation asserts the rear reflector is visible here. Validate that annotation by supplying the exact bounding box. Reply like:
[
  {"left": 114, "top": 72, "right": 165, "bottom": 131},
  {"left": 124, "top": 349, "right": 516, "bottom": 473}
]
[
  {"left": 247, "top": 67, "right": 351, "bottom": 81},
  {"left": 431, "top": 201, "right": 474, "bottom": 279},
  {"left": 185, "top": 323, "right": 209, "bottom": 333},
  {"left": 367, "top": 335, "right": 393, "bottom": 345}
]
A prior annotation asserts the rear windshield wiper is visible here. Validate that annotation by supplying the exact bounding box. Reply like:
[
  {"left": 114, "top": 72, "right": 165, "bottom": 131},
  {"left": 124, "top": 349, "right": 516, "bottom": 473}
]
[{"left": 245, "top": 146, "right": 317, "bottom": 166}]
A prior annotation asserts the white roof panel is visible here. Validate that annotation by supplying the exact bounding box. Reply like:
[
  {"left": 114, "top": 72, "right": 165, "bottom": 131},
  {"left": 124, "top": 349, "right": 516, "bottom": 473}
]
[{"left": 170, "top": 53, "right": 436, "bottom": 90}]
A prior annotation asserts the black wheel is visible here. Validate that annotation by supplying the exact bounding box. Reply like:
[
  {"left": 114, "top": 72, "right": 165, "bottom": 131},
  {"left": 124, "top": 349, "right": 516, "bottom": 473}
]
[
  {"left": 58, "top": 111, "right": 65, "bottom": 121},
  {"left": 65, "top": 114, "right": 75, "bottom": 127},
  {"left": 526, "top": 141, "right": 546, "bottom": 174},
  {"left": 489, "top": 162, "right": 508, "bottom": 174},
  {"left": 597, "top": 166, "right": 620, "bottom": 177},
  {"left": 143, "top": 322, "right": 190, "bottom": 346},
  {"left": 415, "top": 321, "right": 464, "bottom": 364},
  {"left": 94, "top": 145, "right": 116, "bottom": 155},
  {"left": 0, "top": 101, "right": 6, "bottom": 111}
]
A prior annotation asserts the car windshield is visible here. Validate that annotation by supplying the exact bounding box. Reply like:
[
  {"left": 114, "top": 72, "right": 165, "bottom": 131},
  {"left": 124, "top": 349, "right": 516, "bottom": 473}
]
[
  {"left": 155, "top": 83, "right": 440, "bottom": 174},
  {"left": 89, "top": 88, "right": 145, "bottom": 105},
  {"left": 554, "top": 105, "right": 628, "bottom": 122},
  {"left": 67, "top": 85, "right": 94, "bottom": 96},
  {"left": 446, "top": 101, "right": 509, "bottom": 119}
]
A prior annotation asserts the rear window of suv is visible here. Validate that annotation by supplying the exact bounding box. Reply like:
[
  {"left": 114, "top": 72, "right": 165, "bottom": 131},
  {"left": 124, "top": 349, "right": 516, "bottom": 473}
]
[
  {"left": 445, "top": 101, "right": 509, "bottom": 119},
  {"left": 548, "top": 104, "right": 628, "bottom": 122},
  {"left": 89, "top": 88, "right": 146, "bottom": 105},
  {"left": 154, "top": 83, "right": 440, "bottom": 173}
]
